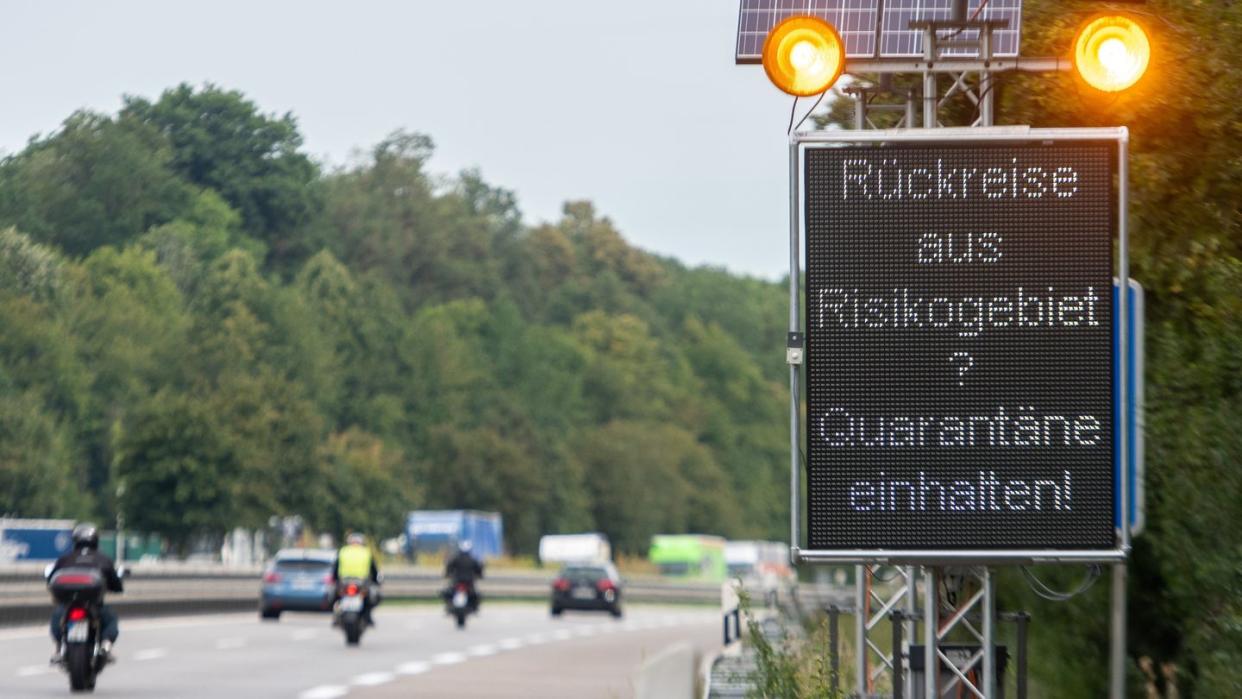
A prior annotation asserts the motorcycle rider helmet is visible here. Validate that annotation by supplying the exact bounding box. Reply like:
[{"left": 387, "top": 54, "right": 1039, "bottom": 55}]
[
  {"left": 457, "top": 539, "right": 473, "bottom": 554},
  {"left": 72, "top": 523, "right": 99, "bottom": 550},
  {"left": 347, "top": 532, "right": 366, "bottom": 546}
]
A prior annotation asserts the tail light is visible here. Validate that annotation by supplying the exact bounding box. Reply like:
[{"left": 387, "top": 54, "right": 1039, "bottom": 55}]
[
  {"left": 455, "top": 583, "right": 469, "bottom": 592},
  {"left": 263, "top": 571, "right": 282, "bottom": 584},
  {"left": 67, "top": 607, "right": 88, "bottom": 622},
  {"left": 596, "top": 579, "right": 616, "bottom": 592},
  {"left": 345, "top": 583, "right": 359, "bottom": 596},
  {"left": 553, "top": 578, "right": 571, "bottom": 592}
]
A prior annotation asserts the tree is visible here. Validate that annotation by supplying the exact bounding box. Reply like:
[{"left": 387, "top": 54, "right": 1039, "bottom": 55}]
[
  {"left": 122, "top": 84, "right": 321, "bottom": 266},
  {"left": 114, "top": 390, "right": 241, "bottom": 550},
  {"left": 0, "top": 111, "right": 194, "bottom": 256}
]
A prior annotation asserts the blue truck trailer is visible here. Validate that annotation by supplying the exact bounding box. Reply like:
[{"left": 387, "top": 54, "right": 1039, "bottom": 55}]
[
  {"left": 405, "top": 510, "right": 504, "bottom": 561},
  {"left": 0, "top": 518, "right": 75, "bottom": 562}
]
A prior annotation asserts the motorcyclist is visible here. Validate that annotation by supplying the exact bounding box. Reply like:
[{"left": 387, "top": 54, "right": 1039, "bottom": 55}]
[
  {"left": 47, "top": 523, "right": 123, "bottom": 665},
  {"left": 444, "top": 540, "right": 483, "bottom": 610},
  {"left": 332, "top": 533, "right": 380, "bottom": 626}
]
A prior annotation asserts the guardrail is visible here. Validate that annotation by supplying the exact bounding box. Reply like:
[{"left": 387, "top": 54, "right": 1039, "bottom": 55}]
[{"left": 0, "top": 564, "right": 722, "bottom": 627}]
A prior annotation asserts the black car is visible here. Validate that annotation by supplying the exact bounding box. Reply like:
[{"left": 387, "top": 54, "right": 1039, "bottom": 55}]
[{"left": 550, "top": 563, "right": 623, "bottom": 618}]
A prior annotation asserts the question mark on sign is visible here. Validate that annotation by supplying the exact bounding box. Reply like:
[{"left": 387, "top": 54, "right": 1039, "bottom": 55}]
[{"left": 951, "top": 352, "right": 974, "bottom": 386}]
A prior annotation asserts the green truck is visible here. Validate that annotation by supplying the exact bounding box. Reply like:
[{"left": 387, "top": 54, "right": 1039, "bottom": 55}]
[{"left": 648, "top": 534, "right": 727, "bottom": 581}]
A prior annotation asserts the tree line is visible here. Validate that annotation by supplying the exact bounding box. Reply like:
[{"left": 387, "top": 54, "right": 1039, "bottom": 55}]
[{"left": 0, "top": 84, "right": 790, "bottom": 560}]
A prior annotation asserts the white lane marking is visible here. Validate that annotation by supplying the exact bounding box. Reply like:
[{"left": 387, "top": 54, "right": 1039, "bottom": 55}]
[
  {"left": 551, "top": 629, "right": 572, "bottom": 641},
  {"left": 525, "top": 632, "right": 551, "bottom": 645},
  {"left": 299, "top": 686, "right": 349, "bottom": 699},
  {"left": 0, "top": 614, "right": 258, "bottom": 642},
  {"left": 574, "top": 627, "right": 597, "bottom": 637},
  {"left": 467, "top": 643, "right": 497, "bottom": 657},
  {"left": 431, "top": 651, "right": 466, "bottom": 665},
  {"left": 215, "top": 637, "right": 246, "bottom": 650},
  {"left": 16, "top": 664, "right": 53, "bottom": 677},
  {"left": 395, "top": 661, "right": 430, "bottom": 675},
  {"left": 134, "top": 648, "right": 168, "bottom": 661},
  {"left": 291, "top": 629, "right": 318, "bottom": 641},
  {"left": 497, "top": 637, "right": 524, "bottom": 650},
  {"left": 352, "top": 671, "right": 394, "bottom": 687}
]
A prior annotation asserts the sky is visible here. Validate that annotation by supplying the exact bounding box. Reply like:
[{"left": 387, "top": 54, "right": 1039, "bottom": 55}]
[{"left": 0, "top": 0, "right": 814, "bottom": 280}]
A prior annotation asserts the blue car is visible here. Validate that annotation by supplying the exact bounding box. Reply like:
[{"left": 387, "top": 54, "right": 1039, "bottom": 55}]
[{"left": 259, "top": 548, "right": 336, "bottom": 620}]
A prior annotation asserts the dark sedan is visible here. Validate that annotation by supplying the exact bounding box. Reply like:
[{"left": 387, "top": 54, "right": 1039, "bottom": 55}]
[
  {"left": 550, "top": 563, "right": 623, "bottom": 618},
  {"left": 259, "top": 548, "right": 337, "bottom": 619}
]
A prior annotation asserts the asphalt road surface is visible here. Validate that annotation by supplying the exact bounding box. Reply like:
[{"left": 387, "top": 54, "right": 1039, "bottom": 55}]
[{"left": 0, "top": 603, "right": 719, "bottom": 698}]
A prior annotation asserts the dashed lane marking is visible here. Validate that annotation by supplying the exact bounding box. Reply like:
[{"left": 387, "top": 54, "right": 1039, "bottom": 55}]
[
  {"left": 467, "top": 643, "right": 497, "bottom": 657},
  {"left": 524, "top": 632, "right": 551, "bottom": 645},
  {"left": 215, "top": 637, "right": 246, "bottom": 650},
  {"left": 15, "top": 664, "right": 53, "bottom": 677},
  {"left": 497, "top": 637, "right": 524, "bottom": 650},
  {"left": 299, "top": 685, "right": 349, "bottom": 699},
  {"left": 133, "top": 648, "right": 168, "bottom": 661},
  {"left": 395, "top": 661, "right": 430, "bottom": 675},
  {"left": 430, "top": 652, "right": 466, "bottom": 665},
  {"left": 352, "top": 671, "right": 395, "bottom": 687}
]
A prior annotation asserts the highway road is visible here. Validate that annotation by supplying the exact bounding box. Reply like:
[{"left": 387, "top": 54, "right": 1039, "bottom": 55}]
[{"left": 0, "top": 603, "right": 719, "bottom": 698}]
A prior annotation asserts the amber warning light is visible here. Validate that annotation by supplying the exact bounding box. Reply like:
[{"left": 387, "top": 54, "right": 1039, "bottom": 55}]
[
  {"left": 762, "top": 16, "right": 846, "bottom": 97},
  {"left": 1073, "top": 15, "right": 1151, "bottom": 93}
]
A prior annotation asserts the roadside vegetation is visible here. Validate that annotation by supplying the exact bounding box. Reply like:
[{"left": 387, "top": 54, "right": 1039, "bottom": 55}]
[{"left": 0, "top": 85, "right": 789, "bottom": 560}]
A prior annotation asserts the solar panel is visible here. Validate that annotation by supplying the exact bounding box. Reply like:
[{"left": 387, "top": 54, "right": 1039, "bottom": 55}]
[
  {"left": 880, "top": 0, "right": 1021, "bottom": 58},
  {"left": 735, "top": 0, "right": 1022, "bottom": 63}
]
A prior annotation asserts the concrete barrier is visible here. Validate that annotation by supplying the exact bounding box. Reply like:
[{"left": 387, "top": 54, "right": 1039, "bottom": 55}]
[
  {"left": 0, "top": 564, "right": 721, "bottom": 626},
  {"left": 633, "top": 641, "right": 697, "bottom": 699}
]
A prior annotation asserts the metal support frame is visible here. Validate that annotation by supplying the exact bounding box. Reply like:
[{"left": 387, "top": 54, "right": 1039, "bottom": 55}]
[
  {"left": 786, "top": 15, "right": 1131, "bottom": 698},
  {"left": 923, "top": 567, "right": 997, "bottom": 699},
  {"left": 855, "top": 565, "right": 918, "bottom": 697}
]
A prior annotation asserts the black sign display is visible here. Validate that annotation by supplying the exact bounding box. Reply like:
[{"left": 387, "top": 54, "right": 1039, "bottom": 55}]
[{"left": 805, "top": 140, "right": 1116, "bottom": 551}]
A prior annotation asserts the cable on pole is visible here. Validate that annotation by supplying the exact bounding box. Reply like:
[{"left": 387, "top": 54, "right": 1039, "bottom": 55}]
[{"left": 1021, "top": 564, "right": 1103, "bottom": 602}]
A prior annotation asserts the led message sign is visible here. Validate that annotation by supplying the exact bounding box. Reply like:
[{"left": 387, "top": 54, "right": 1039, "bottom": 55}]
[{"left": 804, "top": 140, "right": 1117, "bottom": 551}]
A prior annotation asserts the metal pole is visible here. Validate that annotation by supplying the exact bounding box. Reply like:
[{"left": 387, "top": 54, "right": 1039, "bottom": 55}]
[
  {"left": 1111, "top": 128, "right": 1131, "bottom": 699},
  {"left": 857, "top": 566, "right": 868, "bottom": 697},
  {"left": 905, "top": 90, "right": 916, "bottom": 130},
  {"left": 892, "top": 610, "right": 905, "bottom": 699},
  {"left": 788, "top": 140, "right": 801, "bottom": 563},
  {"left": 922, "top": 27, "right": 937, "bottom": 128},
  {"left": 979, "top": 27, "right": 994, "bottom": 127},
  {"left": 905, "top": 566, "right": 917, "bottom": 699},
  {"left": 925, "top": 567, "right": 939, "bottom": 698},
  {"left": 983, "top": 568, "right": 997, "bottom": 698},
  {"left": 1110, "top": 563, "right": 1127, "bottom": 699},
  {"left": 854, "top": 92, "right": 867, "bottom": 130},
  {"left": 829, "top": 605, "right": 841, "bottom": 696},
  {"left": 1016, "top": 612, "right": 1029, "bottom": 699}
]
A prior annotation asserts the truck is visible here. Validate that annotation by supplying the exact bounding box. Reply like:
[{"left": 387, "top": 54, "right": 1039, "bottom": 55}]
[
  {"left": 725, "top": 540, "right": 794, "bottom": 606},
  {"left": 648, "top": 534, "right": 727, "bottom": 581},
  {"left": 538, "top": 533, "right": 611, "bottom": 566},
  {"left": 0, "top": 518, "right": 75, "bottom": 562},
  {"left": 404, "top": 510, "right": 504, "bottom": 561}
]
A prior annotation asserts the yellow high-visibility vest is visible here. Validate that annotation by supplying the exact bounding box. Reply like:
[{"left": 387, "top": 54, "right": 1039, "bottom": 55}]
[{"left": 337, "top": 544, "right": 372, "bottom": 580}]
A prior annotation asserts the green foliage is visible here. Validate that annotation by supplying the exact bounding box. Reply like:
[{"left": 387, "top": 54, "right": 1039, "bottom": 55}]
[
  {"left": 122, "top": 84, "right": 321, "bottom": 266},
  {"left": 991, "top": 3, "right": 1242, "bottom": 696},
  {"left": 0, "top": 87, "right": 790, "bottom": 560},
  {"left": 0, "top": 111, "right": 195, "bottom": 256}
]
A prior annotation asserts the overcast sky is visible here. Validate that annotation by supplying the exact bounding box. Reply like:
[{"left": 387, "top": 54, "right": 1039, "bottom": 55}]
[{"left": 0, "top": 0, "right": 819, "bottom": 279}]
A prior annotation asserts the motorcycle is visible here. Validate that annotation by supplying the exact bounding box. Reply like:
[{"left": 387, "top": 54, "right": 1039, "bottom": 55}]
[
  {"left": 334, "top": 578, "right": 369, "bottom": 646},
  {"left": 46, "top": 565, "right": 124, "bottom": 692},
  {"left": 445, "top": 581, "right": 477, "bottom": 629}
]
